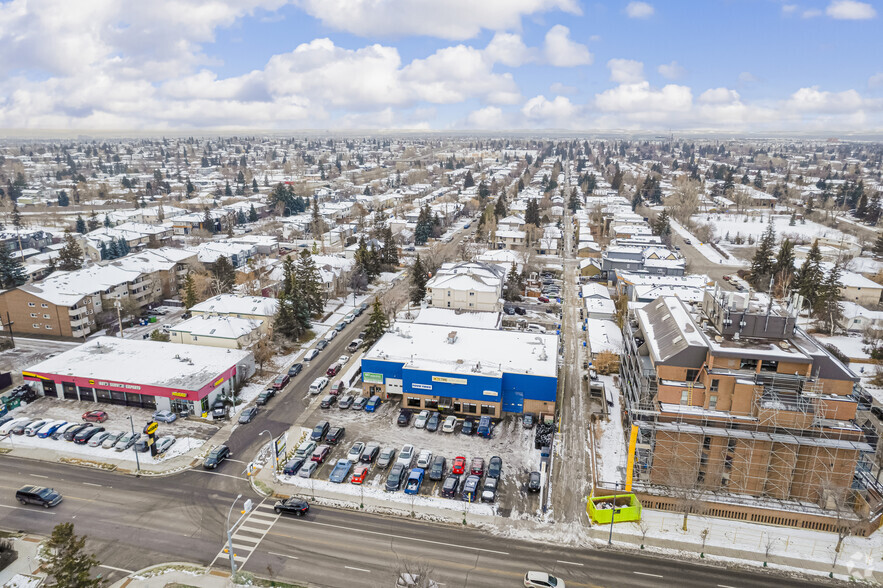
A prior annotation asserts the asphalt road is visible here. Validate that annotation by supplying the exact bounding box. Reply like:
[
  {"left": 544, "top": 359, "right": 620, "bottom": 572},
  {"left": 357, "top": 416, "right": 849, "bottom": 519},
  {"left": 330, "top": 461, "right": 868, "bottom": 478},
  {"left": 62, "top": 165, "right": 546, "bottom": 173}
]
[{"left": 0, "top": 221, "right": 825, "bottom": 588}]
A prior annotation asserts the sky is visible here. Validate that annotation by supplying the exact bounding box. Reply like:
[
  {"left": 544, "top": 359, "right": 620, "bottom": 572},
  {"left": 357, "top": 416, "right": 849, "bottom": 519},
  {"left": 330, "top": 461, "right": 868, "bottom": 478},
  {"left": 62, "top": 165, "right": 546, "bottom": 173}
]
[{"left": 0, "top": 0, "right": 881, "bottom": 133}]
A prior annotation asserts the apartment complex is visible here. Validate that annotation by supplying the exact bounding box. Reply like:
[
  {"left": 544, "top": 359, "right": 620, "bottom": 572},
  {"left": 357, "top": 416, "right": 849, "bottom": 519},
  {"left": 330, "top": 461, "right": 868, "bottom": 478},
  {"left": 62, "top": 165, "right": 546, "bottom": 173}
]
[
  {"left": 425, "top": 262, "right": 504, "bottom": 312},
  {"left": 620, "top": 290, "right": 871, "bottom": 511}
]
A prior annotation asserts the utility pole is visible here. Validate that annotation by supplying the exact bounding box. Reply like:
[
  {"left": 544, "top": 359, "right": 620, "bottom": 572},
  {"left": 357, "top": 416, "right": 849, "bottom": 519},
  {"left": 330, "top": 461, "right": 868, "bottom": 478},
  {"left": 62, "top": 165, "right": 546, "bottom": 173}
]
[
  {"left": 127, "top": 415, "right": 141, "bottom": 476},
  {"left": 114, "top": 299, "right": 124, "bottom": 338},
  {"left": 1, "top": 312, "right": 15, "bottom": 349}
]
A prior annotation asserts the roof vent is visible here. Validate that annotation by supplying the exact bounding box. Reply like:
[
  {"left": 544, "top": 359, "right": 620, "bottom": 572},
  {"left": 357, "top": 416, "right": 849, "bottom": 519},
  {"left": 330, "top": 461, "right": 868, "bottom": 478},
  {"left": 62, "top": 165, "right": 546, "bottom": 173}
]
[{"left": 447, "top": 331, "right": 458, "bottom": 344}]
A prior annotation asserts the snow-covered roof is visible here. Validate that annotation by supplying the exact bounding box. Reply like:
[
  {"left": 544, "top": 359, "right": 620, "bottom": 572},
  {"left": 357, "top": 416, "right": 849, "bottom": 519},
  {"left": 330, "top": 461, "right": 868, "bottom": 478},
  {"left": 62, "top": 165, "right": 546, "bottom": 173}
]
[
  {"left": 19, "top": 264, "right": 140, "bottom": 306},
  {"left": 170, "top": 314, "right": 263, "bottom": 339},
  {"left": 25, "top": 336, "right": 251, "bottom": 392},
  {"left": 412, "top": 307, "right": 501, "bottom": 330},
  {"left": 587, "top": 319, "right": 623, "bottom": 355},
  {"left": 191, "top": 294, "right": 279, "bottom": 317},
  {"left": 365, "top": 323, "right": 558, "bottom": 378}
]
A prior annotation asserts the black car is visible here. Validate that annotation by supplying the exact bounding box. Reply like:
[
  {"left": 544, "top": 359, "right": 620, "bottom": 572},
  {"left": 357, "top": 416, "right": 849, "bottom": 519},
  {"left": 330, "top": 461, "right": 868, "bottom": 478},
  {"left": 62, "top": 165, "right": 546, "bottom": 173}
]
[
  {"left": 326, "top": 427, "right": 345, "bottom": 445},
  {"left": 397, "top": 409, "right": 412, "bottom": 427},
  {"left": 426, "top": 412, "right": 440, "bottom": 432},
  {"left": 319, "top": 395, "right": 337, "bottom": 409},
  {"left": 282, "top": 457, "right": 306, "bottom": 476},
  {"left": 288, "top": 363, "right": 303, "bottom": 377},
  {"left": 310, "top": 421, "right": 330, "bottom": 442},
  {"left": 74, "top": 426, "right": 105, "bottom": 445},
  {"left": 528, "top": 471, "right": 541, "bottom": 492},
  {"left": 316, "top": 339, "right": 329, "bottom": 351},
  {"left": 360, "top": 444, "right": 380, "bottom": 463},
  {"left": 16, "top": 485, "right": 62, "bottom": 508},
  {"left": 256, "top": 391, "right": 272, "bottom": 406},
  {"left": 239, "top": 406, "right": 259, "bottom": 423},
  {"left": 211, "top": 400, "right": 227, "bottom": 419},
  {"left": 487, "top": 456, "right": 502, "bottom": 479},
  {"left": 274, "top": 497, "right": 309, "bottom": 516},
  {"left": 514, "top": 307, "right": 526, "bottom": 316},
  {"left": 386, "top": 463, "right": 406, "bottom": 491},
  {"left": 428, "top": 455, "right": 446, "bottom": 481},
  {"left": 11, "top": 419, "right": 36, "bottom": 436},
  {"left": 203, "top": 445, "right": 231, "bottom": 469},
  {"left": 503, "top": 306, "right": 515, "bottom": 315},
  {"left": 522, "top": 412, "right": 535, "bottom": 429},
  {"left": 441, "top": 474, "right": 461, "bottom": 498},
  {"left": 481, "top": 477, "right": 498, "bottom": 503},
  {"left": 460, "top": 417, "right": 475, "bottom": 436}
]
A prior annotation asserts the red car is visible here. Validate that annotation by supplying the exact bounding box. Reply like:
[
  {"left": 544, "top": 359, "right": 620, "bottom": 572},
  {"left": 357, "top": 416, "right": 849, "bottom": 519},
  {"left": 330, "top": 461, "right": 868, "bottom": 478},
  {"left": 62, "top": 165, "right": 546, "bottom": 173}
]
[
  {"left": 82, "top": 410, "right": 108, "bottom": 423},
  {"left": 351, "top": 464, "right": 369, "bottom": 484},
  {"left": 272, "top": 374, "right": 290, "bottom": 390},
  {"left": 538, "top": 296, "right": 550, "bottom": 303},
  {"left": 452, "top": 456, "right": 466, "bottom": 475},
  {"left": 326, "top": 364, "right": 341, "bottom": 377},
  {"left": 470, "top": 457, "right": 485, "bottom": 476},
  {"left": 311, "top": 444, "right": 331, "bottom": 464}
]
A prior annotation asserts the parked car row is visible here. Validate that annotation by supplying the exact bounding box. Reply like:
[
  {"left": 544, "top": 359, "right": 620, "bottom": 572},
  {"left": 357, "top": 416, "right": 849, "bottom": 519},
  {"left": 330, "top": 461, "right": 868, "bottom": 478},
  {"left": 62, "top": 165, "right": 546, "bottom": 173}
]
[
  {"left": 320, "top": 393, "right": 381, "bottom": 412},
  {"left": 0, "top": 414, "right": 176, "bottom": 455},
  {"left": 398, "top": 410, "right": 493, "bottom": 437}
]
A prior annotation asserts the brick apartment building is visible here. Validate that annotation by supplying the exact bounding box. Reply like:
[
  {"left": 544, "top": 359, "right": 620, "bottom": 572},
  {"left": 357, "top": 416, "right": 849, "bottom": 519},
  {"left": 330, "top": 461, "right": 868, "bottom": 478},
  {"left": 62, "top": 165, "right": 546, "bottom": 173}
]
[{"left": 620, "top": 290, "right": 872, "bottom": 510}]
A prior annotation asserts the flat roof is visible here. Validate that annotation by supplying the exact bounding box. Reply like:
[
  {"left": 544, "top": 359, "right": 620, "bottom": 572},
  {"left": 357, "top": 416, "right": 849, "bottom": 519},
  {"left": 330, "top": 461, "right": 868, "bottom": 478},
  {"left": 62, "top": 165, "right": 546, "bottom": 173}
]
[
  {"left": 191, "top": 294, "right": 279, "bottom": 317},
  {"left": 25, "top": 336, "right": 251, "bottom": 392},
  {"left": 365, "top": 323, "right": 558, "bottom": 379},
  {"left": 170, "top": 315, "right": 263, "bottom": 339}
]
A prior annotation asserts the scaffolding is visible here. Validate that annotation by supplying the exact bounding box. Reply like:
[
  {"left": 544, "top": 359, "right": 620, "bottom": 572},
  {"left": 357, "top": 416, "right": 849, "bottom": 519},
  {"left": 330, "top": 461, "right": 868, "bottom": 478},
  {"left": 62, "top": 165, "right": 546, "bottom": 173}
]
[{"left": 618, "top": 304, "right": 878, "bottom": 526}]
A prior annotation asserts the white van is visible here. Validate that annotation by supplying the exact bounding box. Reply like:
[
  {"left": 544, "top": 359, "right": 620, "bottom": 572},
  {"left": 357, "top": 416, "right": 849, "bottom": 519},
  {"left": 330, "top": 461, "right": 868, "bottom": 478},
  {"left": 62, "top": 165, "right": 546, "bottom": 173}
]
[
  {"left": 526, "top": 324, "right": 547, "bottom": 334},
  {"left": 304, "top": 348, "right": 320, "bottom": 362},
  {"left": 294, "top": 440, "right": 317, "bottom": 459}
]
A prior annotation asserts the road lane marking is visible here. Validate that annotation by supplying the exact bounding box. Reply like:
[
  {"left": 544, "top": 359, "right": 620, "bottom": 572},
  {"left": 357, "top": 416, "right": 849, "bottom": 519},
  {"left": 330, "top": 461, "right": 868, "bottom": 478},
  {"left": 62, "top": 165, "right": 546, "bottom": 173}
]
[
  {"left": 268, "top": 551, "right": 298, "bottom": 560},
  {"left": 0, "top": 504, "right": 55, "bottom": 515},
  {"left": 557, "top": 560, "right": 583, "bottom": 566},
  {"left": 718, "top": 585, "right": 738, "bottom": 588},
  {"left": 228, "top": 459, "right": 247, "bottom": 464},
  {"left": 633, "top": 572, "right": 663, "bottom": 578},
  {"left": 344, "top": 566, "right": 370, "bottom": 573},
  {"left": 29, "top": 474, "right": 48, "bottom": 479},
  {"left": 83, "top": 482, "right": 102, "bottom": 487},
  {"left": 99, "top": 564, "right": 134, "bottom": 574},
  {"left": 294, "top": 519, "right": 509, "bottom": 555},
  {"left": 190, "top": 469, "right": 243, "bottom": 481}
]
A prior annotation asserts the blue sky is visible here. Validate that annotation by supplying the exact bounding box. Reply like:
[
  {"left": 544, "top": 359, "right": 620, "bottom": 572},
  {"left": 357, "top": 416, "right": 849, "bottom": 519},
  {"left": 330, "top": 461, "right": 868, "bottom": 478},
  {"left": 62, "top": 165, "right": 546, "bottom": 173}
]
[{"left": 0, "top": 0, "right": 880, "bottom": 132}]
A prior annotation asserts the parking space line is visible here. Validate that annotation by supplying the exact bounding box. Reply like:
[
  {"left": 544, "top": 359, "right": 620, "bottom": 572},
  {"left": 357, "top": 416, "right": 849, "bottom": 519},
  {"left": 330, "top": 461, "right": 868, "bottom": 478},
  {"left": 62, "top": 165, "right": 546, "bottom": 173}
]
[{"left": 268, "top": 552, "right": 298, "bottom": 560}]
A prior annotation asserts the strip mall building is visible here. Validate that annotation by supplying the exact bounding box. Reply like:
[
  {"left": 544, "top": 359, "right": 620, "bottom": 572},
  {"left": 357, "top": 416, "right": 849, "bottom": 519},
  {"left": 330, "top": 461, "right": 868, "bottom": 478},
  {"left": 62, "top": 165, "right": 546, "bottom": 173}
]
[{"left": 23, "top": 337, "right": 255, "bottom": 415}]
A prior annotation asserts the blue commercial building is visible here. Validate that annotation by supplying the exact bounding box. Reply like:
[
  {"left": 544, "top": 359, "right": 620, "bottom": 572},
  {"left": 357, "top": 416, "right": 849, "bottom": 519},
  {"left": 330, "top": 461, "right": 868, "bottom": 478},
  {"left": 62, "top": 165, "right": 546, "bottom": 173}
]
[{"left": 360, "top": 323, "right": 559, "bottom": 419}]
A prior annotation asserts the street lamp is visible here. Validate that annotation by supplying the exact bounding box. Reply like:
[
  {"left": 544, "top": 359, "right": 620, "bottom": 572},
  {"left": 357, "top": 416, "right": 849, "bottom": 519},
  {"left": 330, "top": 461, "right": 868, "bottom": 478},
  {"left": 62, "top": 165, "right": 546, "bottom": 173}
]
[
  {"left": 127, "top": 415, "right": 141, "bottom": 476},
  {"left": 225, "top": 494, "right": 253, "bottom": 576},
  {"left": 260, "top": 429, "right": 276, "bottom": 471}
]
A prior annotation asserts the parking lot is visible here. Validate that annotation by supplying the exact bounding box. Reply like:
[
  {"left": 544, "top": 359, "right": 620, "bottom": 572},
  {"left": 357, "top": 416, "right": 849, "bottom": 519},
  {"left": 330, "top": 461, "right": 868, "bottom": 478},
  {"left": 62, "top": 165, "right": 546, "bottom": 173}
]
[{"left": 277, "top": 397, "right": 544, "bottom": 517}]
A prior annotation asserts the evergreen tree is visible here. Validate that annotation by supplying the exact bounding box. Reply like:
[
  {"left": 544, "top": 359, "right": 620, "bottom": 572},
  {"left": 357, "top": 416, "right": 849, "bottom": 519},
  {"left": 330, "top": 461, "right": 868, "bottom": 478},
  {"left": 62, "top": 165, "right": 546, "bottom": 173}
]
[
  {"left": 504, "top": 262, "right": 523, "bottom": 302},
  {"left": 44, "top": 523, "right": 102, "bottom": 588},
  {"left": 773, "top": 238, "right": 795, "bottom": 293},
  {"left": 415, "top": 205, "right": 431, "bottom": 245},
  {"left": 381, "top": 226, "right": 398, "bottom": 266},
  {"left": 252, "top": 178, "right": 259, "bottom": 193},
  {"left": 818, "top": 263, "right": 844, "bottom": 334},
  {"left": 212, "top": 256, "right": 235, "bottom": 293},
  {"left": 494, "top": 196, "right": 507, "bottom": 219},
  {"left": 98, "top": 241, "right": 108, "bottom": 260},
  {"left": 118, "top": 238, "right": 131, "bottom": 256},
  {"left": 10, "top": 203, "right": 21, "bottom": 229},
  {"left": 568, "top": 188, "right": 581, "bottom": 212},
  {"left": 237, "top": 209, "right": 247, "bottom": 225},
  {"left": 0, "top": 246, "right": 26, "bottom": 288},
  {"left": 463, "top": 171, "right": 475, "bottom": 188},
  {"left": 108, "top": 239, "right": 120, "bottom": 259},
  {"left": 296, "top": 249, "right": 324, "bottom": 316},
  {"left": 57, "top": 190, "right": 70, "bottom": 207},
  {"left": 58, "top": 232, "right": 83, "bottom": 271},
  {"left": 274, "top": 261, "right": 303, "bottom": 340},
  {"left": 203, "top": 208, "right": 215, "bottom": 233},
  {"left": 741, "top": 172, "right": 750, "bottom": 185},
  {"left": 409, "top": 254, "right": 428, "bottom": 306},
  {"left": 795, "top": 240, "right": 825, "bottom": 310},
  {"left": 248, "top": 204, "right": 258, "bottom": 222},
  {"left": 103, "top": 214, "right": 111, "bottom": 228},
  {"left": 750, "top": 220, "right": 777, "bottom": 288},
  {"left": 183, "top": 272, "right": 197, "bottom": 308},
  {"left": 754, "top": 171, "right": 764, "bottom": 189},
  {"left": 75, "top": 215, "right": 87, "bottom": 234},
  {"left": 224, "top": 180, "right": 232, "bottom": 196},
  {"left": 874, "top": 234, "right": 883, "bottom": 257},
  {"left": 364, "top": 297, "right": 389, "bottom": 346},
  {"left": 87, "top": 214, "right": 100, "bottom": 232},
  {"left": 652, "top": 209, "right": 672, "bottom": 237},
  {"left": 525, "top": 199, "right": 541, "bottom": 226},
  {"left": 789, "top": 211, "right": 796, "bottom": 226}
]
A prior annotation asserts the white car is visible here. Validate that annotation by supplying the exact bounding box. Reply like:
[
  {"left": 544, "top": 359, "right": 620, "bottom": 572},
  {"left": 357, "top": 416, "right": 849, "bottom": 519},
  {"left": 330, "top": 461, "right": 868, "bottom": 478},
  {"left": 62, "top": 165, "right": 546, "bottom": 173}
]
[
  {"left": 298, "top": 461, "right": 318, "bottom": 478},
  {"left": 523, "top": 571, "right": 565, "bottom": 588},
  {"left": 396, "top": 444, "right": 415, "bottom": 468},
  {"left": 155, "top": 435, "right": 176, "bottom": 455},
  {"left": 441, "top": 415, "right": 457, "bottom": 433},
  {"left": 414, "top": 410, "right": 430, "bottom": 429},
  {"left": 416, "top": 449, "right": 433, "bottom": 469},
  {"left": 36, "top": 419, "right": 66, "bottom": 437},
  {"left": 309, "top": 377, "right": 329, "bottom": 394},
  {"left": 347, "top": 441, "right": 365, "bottom": 462},
  {"left": 24, "top": 419, "right": 49, "bottom": 436},
  {"left": 0, "top": 418, "right": 30, "bottom": 436},
  {"left": 338, "top": 355, "right": 350, "bottom": 365},
  {"left": 324, "top": 329, "right": 337, "bottom": 341},
  {"left": 304, "top": 348, "right": 320, "bottom": 362}
]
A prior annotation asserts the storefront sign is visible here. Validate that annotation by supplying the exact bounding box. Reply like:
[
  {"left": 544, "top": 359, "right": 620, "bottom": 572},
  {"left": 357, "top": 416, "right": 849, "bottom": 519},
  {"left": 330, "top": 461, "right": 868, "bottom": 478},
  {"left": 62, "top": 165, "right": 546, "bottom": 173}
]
[
  {"left": 483, "top": 390, "right": 499, "bottom": 397},
  {"left": 363, "top": 372, "right": 384, "bottom": 384},
  {"left": 275, "top": 433, "right": 287, "bottom": 459},
  {"left": 172, "top": 391, "right": 187, "bottom": 398},
  {"left": 412, "top": 383, "right": 432, "bottom": 391},
  {"left": 213, "top": 377, "right": 224, "bottom": 387},
  {"left": 144, "top": 421, "right": 159, "bottom": 435},
  {"left": 97, "top": 380, "right": 142, "bottom": 391},
  {"left": 432, "top": 375, "right": 467, "bottom": 385}
]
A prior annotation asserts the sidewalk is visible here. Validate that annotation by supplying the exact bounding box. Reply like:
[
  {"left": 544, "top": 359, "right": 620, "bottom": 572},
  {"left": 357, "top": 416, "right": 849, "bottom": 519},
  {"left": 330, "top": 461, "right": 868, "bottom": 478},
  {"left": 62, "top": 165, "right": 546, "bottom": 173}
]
[{"left": 0, "top": 535, "right": 45, "bottom": 588}]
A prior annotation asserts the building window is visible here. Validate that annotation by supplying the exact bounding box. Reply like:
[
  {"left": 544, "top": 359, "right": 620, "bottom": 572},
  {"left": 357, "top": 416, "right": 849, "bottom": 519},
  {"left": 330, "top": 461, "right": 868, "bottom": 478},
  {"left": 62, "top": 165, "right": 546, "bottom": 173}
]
[
  {"left": 760, "top": 360, "right": 778, "bottom": 372},
  {"left": 685, "top": 369, "right": 699, "bottom": 381},
  {"left": 192, "top": 336, "right": 198, "bottom": 341},
  {"left": 407, "top": 397, "right": 421, "bottom": 408},
  {"left": 32, "top": 324, "right": 39, "bottom": 328},
  {"left": 28, "top": 302, "right": 35, "bottom": 307},
  {"left": 45, "top": 325, "right": 52, "bottom": 329},
  {"left": 43, "top": 314, "right": 50, "bottom": 319},
  {"left": 447, "top": 291, "right": 451, "bottom": 296},
  {"left": 424, "top": 399, "right": 438, "bottom": 410},
  {"left": 480, "top": 405, "right": 495, "bottom": 415},
  {"left": 453, "top": 402, "right": 461, "bottom": 412},
  {"left": 709, "top": 395, "right": 718, "bottom": 410},
  {"left": 462, "top": 403, "right": 477, "bottom": 414},
  {"left": 41, "top": 303, "right": 48, "bottom": 308},
  {"left": 447, "top": 301, "right": 450, "bottom": 308},
  {"left": 30, "top": 313, "right": 37, "bottom": 318},
  {"left": 680, "top": 390, "right": 689, "bottom": 405},
  {"left": 740, "top": 358, "right": 758, "bottom": 371},
  {"left": 469, "top": 292, "right": 474, "bottom": 296},
  {"left": 710, "top": 379, "right": 719, "bottom": 392}
]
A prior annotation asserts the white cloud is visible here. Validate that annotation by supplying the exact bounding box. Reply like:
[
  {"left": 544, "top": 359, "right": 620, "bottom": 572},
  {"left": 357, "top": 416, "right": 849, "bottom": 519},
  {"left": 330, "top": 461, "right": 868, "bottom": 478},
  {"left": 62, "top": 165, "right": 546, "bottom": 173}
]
[
  {"left": 870, "top": 73, "right": 883, "bottom": 87},
  {"left": 782, "top": 4, "right": 798, "bottom": 15},
  {"left": 294, "top": 0, "right": 581, "bottom": 40},
  {"left": 698, "top": 87, "right": 740, "bottom": 105},
  {"left": 595, "top": 81, "right": 692, "bottom": 115},
  {"left": 738, "top": 71, "right": 760, "bottom": 84},
  {"left": 522, "top": 95, "right": 576, "bottom": 120},
  {"left": 785, "top": 86, "right": 867, "bottom": 113},
  {"left": 625, "top": 1, "right": 654, "bottom": 18},
  {"left": 466, "top": 106, "right": 505, "bottom": 128},
  {"left": 802, "top": 8, "right": 823, "bottom": 17},
  {"left": 608, "top": 58, "right": 644, "bottom": 84},
  {"left": 543, "top": 25, "right": 593, "bottom": 67},
  {"left": 484, "top": 32, "right": 538, "bottom": 67},
  {"left": 826, "top": 0, "right": 876, "bottom": 19},
  {"left": 658, "top": 61, "right": 686, "bottom": 80},
  {"left": 550, "top": 82, "right": 578, "bottom": 95}
]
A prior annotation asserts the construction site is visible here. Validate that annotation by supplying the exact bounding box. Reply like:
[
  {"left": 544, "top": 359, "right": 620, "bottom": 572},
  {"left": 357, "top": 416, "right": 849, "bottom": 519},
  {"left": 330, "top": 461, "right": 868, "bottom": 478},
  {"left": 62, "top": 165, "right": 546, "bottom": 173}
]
[{"left": 610, "top": 288, "right": 883, "bottom": 536}]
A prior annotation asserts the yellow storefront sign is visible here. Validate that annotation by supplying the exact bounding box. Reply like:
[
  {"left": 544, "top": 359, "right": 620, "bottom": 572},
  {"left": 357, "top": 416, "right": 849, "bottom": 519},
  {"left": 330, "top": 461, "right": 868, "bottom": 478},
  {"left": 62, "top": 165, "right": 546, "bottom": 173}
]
[{"left": 431, "top": 375, "right": 467, "bottom": 385}]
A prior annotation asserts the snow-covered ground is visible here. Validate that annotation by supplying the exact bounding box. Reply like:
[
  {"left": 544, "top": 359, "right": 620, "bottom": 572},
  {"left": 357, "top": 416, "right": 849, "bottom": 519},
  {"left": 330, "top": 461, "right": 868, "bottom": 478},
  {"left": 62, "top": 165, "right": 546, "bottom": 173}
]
[
  {"left": 670, "top": 219, "right": 743, "bottom": 267},
  {"left": 810, "top": 333, "right": 870, "bottom": 360},
  {"left": 593, "top": 375, "right": 625, "bottom": 487},
  {"left": 697, "top": 212, "right": 852, "bottom": 250}
]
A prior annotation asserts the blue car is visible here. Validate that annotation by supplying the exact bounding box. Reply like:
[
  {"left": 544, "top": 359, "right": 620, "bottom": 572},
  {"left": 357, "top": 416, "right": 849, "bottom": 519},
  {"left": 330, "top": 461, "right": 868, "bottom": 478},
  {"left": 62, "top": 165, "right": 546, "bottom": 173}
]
[
  {"left": 364, "top": 395, "right": 381, "bottom": 413},
  {"left": 37, "top": 421, "right": 67, "bottom": 439},
  {"left": 329, "top": 459, "right": 353, "bottom": 483},
  {"left": 404, "top": 467, "right": 425, "bottom": 495},
  {"left": 152, "top": 410, "right": 177, "bottom": 423}
]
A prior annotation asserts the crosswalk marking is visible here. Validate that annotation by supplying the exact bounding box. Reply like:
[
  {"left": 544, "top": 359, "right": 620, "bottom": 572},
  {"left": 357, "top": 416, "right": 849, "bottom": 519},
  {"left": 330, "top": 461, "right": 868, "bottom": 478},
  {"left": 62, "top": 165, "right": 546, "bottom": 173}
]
[{"left": 212, "top": 499, "right": 280, "bottom": 570}]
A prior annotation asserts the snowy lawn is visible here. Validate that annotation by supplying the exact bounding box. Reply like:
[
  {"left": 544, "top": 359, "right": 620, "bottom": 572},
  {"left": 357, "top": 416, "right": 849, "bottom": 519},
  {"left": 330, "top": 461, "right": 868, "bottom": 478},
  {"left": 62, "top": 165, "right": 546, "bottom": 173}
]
[
  {"left": 593, "top": 375, "right": 625, "bottom": 487},
  {"left": 697, "top": 213, "right": 853, "bottom": 250},
  {"left": 670, "top": 220, "right": 742, "bottom": 266},
  {"left": 810, "top": 333, "right": 870, "bottom": 360}
]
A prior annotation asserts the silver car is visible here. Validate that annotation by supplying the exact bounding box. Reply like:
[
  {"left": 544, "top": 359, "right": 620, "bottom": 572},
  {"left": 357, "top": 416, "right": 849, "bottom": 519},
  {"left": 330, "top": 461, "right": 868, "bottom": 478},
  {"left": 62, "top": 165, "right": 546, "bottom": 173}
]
[
  {"left": 115, "top": 431, "right": 140, "bottom": 451},
  {"left": 155, "top": 435, "right": 176, "bottom": 455},
  {"left": 101, "top": 431, "right": 124, "bottom": 449},
  {"left": 88, "top": 431, "right": 114, "bottom": 447},
  {"left": 377, "top": 448, "right": 396, "bottom": 469},
  {"left": 298, "top": 461, "right": 318, "bottom": 478}
]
